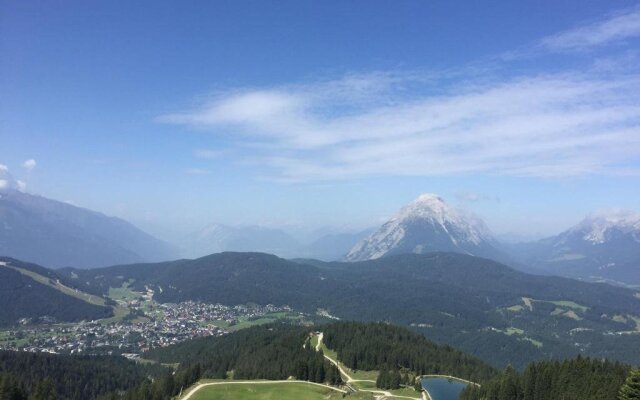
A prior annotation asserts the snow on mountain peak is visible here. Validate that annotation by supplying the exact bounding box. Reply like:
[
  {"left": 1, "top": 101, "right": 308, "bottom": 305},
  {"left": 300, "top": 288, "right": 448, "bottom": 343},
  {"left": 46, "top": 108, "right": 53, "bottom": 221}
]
[
  {"left": 345, "top": 193, "right": 495, "bottom": 261},
  {"left": 575, "top": 209, "right": 640, "bottom": 244},
  {"left": 397, "top": 193, "right": 455, "bottom": 222}
]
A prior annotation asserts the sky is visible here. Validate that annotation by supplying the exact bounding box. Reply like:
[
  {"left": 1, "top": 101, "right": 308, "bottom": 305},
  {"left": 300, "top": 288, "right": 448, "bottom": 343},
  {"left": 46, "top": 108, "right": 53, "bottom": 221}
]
[{"left": 2, "top": 1, "right": 640, "bottom": 242}]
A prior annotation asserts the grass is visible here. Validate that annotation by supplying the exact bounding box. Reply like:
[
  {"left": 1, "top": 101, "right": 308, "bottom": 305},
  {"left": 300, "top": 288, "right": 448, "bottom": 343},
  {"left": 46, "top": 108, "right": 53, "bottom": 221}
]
[
  {"left": 348, "top": 369, "right": 379, "bottom": 381},
  {"left": 562, "top": 310, "right": 583, "bottom": 321},
  {"left": 629, "top": 315, "right": 640, "bottom": 332},
  {"left": 612, "top": 314, "right": 628, "bottom": 323},
  {"left": 550, "top": 308, "right": 564, "bottom": 316},
  {"left": 226, "top": 312, "right": 303, "bottom": 332},
  {"left": 520, "top": 297, "right": 589, "bottom": 316},
  {"left": 387, "top": 387, "right": 421, "bottom": 398},
  {"left": 549, "top": 300, "right": 588, "bottom": 313},
  {"left": 108, "top": 280, "right": 139, "bottom": 302},
  {"left": 309, "top": 335, "right": 319, "bottom": 349},
  {"left": 98, "top": 304, "right": 130, "bottom": 324},
  {"left": 524, "top": 337, "right": 544, "bottom": 348},
  {"left": 187, "top": 382, "right": 343, "bottom": 400},
  {"left": 4, "top": 264, "right": 106, "bottom": 306},
  {"left": 505, "top": 327, "right": 524, "bottom": 335}
]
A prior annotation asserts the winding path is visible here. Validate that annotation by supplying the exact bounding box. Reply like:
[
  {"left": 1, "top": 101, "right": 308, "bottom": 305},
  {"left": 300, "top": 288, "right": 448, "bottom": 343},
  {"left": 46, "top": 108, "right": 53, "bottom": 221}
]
[{"left": 315, "top": 333, "right": 419, "bottom": 400}]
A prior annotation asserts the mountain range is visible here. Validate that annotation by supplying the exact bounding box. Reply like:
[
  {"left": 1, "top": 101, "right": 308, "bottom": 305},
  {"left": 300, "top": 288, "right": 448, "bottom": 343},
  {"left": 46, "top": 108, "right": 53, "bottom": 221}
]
[
  {"left": 0, "top": 187, "right": 178, "bottom": 268},
  {"left": 48, "top": 251, "right": 640, "bottom": 368},
  {"left": 345, "top": 193, "right": 640, "bottom": 286},
  {"left": 2, "top": 184, "right": 639, "bottom": 285},
  {"left": 507, "top": 211, "right": 640, "bottom": 286}
]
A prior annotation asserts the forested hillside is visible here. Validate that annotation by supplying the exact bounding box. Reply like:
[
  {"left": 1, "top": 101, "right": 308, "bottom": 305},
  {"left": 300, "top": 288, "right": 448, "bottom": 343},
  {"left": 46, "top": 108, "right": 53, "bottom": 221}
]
[
  {"left": 144, "top": 323, "right": 342, "bottom": 383},
  {"left": 112, "top": 323, "right": 343, "bottom": 400},
  {"left": 59, "top": 252, "right": 640, "bottom": 368},
  {"left": 0, "top": 258, "right": 112, "bottom": 326},
  {"left": 0, "top": 350, "right": 167, "bottom": 400},
  {"left": 323, "top": 322, "right": 495, "bottom": 382},
  {"left": 459, "top": 356, "right": 630, "bottom": 400}
]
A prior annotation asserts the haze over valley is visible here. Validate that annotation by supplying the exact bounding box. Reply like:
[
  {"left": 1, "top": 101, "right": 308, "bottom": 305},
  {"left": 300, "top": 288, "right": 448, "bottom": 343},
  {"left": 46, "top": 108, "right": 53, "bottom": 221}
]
[{"left": 2, "top": 1, "right": 640, "bottom": 399}]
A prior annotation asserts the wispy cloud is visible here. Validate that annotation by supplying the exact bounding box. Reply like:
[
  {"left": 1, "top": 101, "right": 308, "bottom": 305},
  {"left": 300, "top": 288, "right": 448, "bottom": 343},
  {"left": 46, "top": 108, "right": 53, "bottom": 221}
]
[
  {"left": 541, "top": 7, "right": 640, "bottom": 51},
  {"left": 160, "top": 8, "right": 640, "bottom": 183},
  {"left": 161, "top": 69, "right": 640, "bottom": 182}
]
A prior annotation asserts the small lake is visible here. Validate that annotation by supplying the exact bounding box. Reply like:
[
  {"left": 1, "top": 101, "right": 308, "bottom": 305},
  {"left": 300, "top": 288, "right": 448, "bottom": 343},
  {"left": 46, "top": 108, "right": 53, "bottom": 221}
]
[{"left": 421, "top": 376, "right": 469, "bottom": 400}]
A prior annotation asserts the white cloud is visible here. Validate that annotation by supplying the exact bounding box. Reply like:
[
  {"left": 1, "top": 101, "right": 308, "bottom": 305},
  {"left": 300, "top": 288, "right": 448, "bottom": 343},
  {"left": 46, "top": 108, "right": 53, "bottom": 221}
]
[
  {"left": 541, "top": 7, "right": 640, "bottom": 51},
  {"left": 160, "top": 69, "right": 640, "bottom": 182},
  {"left": 22, "top": 159, "right": 36, "bottom": 171},
  {"left": 159, "top": 8, "right": 640, "bottom": 183},
  {"left": 0, "top": 165, "right": 26, "bottom": 191}
]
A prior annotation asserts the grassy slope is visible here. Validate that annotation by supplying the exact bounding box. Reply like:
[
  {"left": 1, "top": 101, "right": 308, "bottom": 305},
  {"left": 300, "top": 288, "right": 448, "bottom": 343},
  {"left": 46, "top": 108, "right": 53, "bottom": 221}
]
[
  {"left": 188, "top": 382, "right": 344, "bottom": 400},
  {"left": 3, "top": 263, "right": 106, "bottom": 306}
]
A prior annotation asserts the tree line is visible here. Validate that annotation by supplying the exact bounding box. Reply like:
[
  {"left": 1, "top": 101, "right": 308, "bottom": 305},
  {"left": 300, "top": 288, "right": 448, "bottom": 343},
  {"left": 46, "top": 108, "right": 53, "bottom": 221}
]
[
  {"left": 0, "top": 351, "right": 166, "bottom": 400},
  {"left": 459, "top": 356, "right": 634, "bottom": 400},
  {"left": 323, "top": 321, "right": 496, "bottom": 389},
  {"left": 115, "top": 323, "right": 342, "bottom": 400}
]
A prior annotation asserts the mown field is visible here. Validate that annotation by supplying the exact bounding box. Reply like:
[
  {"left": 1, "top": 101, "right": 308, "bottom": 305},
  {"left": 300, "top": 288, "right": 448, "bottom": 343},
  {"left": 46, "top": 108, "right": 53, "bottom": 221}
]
[{"left": 187, "top": 382, "right": 347, "bottom": 400}]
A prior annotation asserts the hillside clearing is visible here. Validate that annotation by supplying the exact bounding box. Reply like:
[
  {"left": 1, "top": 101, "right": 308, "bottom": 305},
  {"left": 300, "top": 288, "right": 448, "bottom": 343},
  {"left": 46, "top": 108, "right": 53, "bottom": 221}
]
[{"left": 181, "top": 380, "right": 346, "bottom": 400}]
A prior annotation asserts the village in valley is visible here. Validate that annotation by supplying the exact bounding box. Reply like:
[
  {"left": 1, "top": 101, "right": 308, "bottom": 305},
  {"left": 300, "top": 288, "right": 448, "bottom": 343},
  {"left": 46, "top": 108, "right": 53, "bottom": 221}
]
[{"left": 0, "top": 285, "right": 301, "bottom": 357}]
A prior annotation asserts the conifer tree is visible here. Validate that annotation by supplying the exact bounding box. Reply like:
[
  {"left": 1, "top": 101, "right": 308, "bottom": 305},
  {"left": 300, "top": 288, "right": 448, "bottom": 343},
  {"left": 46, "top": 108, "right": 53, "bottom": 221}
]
[{"left": 619, "top": 369, "right": 640, "bottom": 400}]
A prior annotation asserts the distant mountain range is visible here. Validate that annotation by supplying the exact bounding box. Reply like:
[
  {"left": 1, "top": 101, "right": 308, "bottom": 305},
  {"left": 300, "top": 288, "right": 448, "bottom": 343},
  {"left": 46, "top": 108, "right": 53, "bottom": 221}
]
[
  {"left": 55, "top": 251, "right": 640, "bottom": 369},
  {"left": 184, "top": 223, "right": 372, "bottom": 261},
  {"left": 0, "top": 187, "right": 177, "bottom": 268},
  {"left": 183, "top": 224, "right": 302, "bottom": 259},
  {"left": 346, "top": 193, "right": 506, "bottom": 262},
  {"left": 506, "top": 211, "right": 640, "bottom": 286},
  {"left": 344, "top": 193, "right": 640, "bottom": 286},
  {"left": 2, "top": 184, "right": 639, "bottom": 284}
]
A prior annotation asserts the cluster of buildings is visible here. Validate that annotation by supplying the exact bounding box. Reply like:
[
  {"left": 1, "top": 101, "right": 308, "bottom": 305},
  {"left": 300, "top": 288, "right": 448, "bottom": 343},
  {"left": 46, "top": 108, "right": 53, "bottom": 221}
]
[{"left": 0, "top": 302, "right": 292, "bottom": 356}]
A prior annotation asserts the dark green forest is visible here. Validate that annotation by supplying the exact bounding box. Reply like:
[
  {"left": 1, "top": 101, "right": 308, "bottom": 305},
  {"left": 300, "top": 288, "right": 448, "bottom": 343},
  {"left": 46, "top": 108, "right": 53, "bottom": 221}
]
[
  {"left": 58, "top": 252, "right": 640, "bottom": 368},
  {"left": 0, "top": 351, "right": 166, "bottom": 400},
  {"left": 0, "top": 261, "right": 112, "bottom": 326},
  {"left": 114, "top": 323, "right": 342, "bottom": 400},
  {"left": 459, "top": 356, "right": 631, "bottom": 400},
  {"left": 323, "top": 322, "right": 495, "bottom": 383},
  {"left": 145, "top": 323, "right": 341, "bottom": 383}
]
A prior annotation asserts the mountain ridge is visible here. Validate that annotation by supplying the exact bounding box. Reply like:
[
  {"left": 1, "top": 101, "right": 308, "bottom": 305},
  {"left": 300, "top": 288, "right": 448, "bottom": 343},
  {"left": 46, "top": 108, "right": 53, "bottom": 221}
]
[
  {"left": 0, "top": 188, "right": 177, "bottom": 268},
  {"left": 506, "top": 210, "right": 640, "bottom": 285},
  {"left": 53, "top": 251, "right": 640, "bottom": 369},
  {"left": 346, "top": 193, "right": 504, "bottom": 262}
]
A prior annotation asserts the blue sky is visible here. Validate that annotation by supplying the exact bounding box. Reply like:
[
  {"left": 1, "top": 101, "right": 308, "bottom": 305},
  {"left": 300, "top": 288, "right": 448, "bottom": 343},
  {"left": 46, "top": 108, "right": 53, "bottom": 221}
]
[{"left": 2, "top": 1, "right": 640, "bottom": 241}]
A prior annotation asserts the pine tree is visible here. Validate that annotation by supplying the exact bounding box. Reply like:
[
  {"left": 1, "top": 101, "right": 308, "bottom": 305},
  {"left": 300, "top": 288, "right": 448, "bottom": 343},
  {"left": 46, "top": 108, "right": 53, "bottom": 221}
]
[
  {"left": 31, "top": 378, "right": 57, "bottom": 400},
  {"left": 619, "top": 369, "right": 640, "bottom": 400}
]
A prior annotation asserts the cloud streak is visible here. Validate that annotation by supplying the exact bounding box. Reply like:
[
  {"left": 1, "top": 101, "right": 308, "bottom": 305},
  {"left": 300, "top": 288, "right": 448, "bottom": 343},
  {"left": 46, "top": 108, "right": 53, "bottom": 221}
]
[
  {"left": 541, "top": 7, "right": 640, "bottom": 51},
  {"left": 160, "top": 8, "right": 640, "bottom": 183},
  {"left": 161, "top": 69, "right": 640, "bottom": 182}
]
